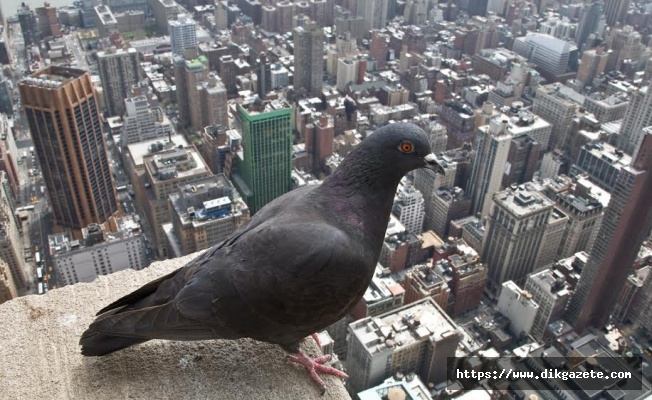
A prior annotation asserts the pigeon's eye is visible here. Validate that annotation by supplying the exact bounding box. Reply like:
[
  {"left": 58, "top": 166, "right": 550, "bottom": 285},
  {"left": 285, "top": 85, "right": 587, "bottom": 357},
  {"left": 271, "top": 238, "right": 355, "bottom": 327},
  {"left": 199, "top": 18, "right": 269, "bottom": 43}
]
[{"left": 398, "top": 141, "right": 414, "bottom": 153}]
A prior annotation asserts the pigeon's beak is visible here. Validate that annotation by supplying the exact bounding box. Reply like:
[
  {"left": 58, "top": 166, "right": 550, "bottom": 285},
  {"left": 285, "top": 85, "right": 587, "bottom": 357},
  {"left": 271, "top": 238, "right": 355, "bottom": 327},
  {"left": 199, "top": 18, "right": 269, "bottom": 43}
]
[{"left": 423, "top": 153, "right": 445, "bottom": 174}]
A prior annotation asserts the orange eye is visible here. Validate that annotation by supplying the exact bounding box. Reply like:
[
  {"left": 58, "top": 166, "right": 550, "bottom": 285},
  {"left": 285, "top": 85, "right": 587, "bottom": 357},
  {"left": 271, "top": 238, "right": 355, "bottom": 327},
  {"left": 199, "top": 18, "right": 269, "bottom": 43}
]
[{"left": 399, "top": 142, "right": 414, "bottom": 153}]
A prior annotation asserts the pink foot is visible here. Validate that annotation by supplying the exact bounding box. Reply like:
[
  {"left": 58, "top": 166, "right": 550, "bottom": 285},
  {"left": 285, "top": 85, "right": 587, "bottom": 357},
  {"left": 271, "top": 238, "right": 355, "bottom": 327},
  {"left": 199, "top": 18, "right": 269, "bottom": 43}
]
[
  {"left": 288, "top": 350, "right": 348, "bottom": 395},
  {"left": 311, "top": 332, "right": 321, "bottom": 348}
]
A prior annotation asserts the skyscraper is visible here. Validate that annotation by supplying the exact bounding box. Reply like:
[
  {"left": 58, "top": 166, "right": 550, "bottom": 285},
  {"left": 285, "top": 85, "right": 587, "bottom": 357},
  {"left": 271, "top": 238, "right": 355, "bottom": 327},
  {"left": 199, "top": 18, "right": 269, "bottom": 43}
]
[
  {"left": 481, "top": 184, "right": 554, "bottom": 295},
  {"left": 618, "top": 80, "right": 652, "bottom": 156},
  {"left": 533, "top": 83, "right": 581, "bottom": 152},
  {"left": 169, "top": 14, "right": 198, "bottom": 57},
  {"left": 233, "top": 100, "right": 293, "bottom": 214},
  {"left": 19, "top": 67, "right": 118, "bottom": 233},
  {"left": 392, "top": 180, "right": 425, "bottom": 235},
  {"left": 574, "top": 1, "right": 603, "bottom": 51},
  {"left": 97, "top": 47, "right": 140, "bottom": 116},
  {"left": 174, "top": 56, "right": 208, "bottom": 129},
  {"left": 0, "top": 171, "right": 26, "bottom": 301},
  {"left": 35, "top": 2, "right": 61, "bottom": 38},
  {"left": 468, "top": 118, "right": 512, "bottom": 217},
  {"left": 576, "top": 47, "right": 608, "bottom": 88},
  {"left": 17, "top": 4, "right": 38, "bottom": 46},
  {"left": 357, "top": 0, "right": 388, "bottom": 31},
  {"left": 603, "top": 0, "right": 630, "bottom": 27},
  {"left": 255, "top": 52, "right": 271, "bottom": 99},
  {"left": 0, "top": 79, "right": 13, "bottom": 115},
  {"left": 293, "top": 21, "right": 324, "bottom": 97},
  {"left": 565, "top": 129, "right": 652, "bottom": 332}
]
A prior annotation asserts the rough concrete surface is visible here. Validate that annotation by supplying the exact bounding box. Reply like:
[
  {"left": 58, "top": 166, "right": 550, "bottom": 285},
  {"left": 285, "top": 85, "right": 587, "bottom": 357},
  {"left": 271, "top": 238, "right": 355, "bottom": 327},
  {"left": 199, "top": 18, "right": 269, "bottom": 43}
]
[{"left": 0, "top": 253, "right": 352, "bottom": 400}]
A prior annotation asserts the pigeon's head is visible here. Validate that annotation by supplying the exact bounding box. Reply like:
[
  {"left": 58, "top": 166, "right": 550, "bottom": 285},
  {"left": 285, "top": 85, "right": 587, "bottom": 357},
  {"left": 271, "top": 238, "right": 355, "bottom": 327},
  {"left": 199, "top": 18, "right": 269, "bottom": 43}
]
[{"left": 368, "top": 122, "right": 445, "bottom": 175}]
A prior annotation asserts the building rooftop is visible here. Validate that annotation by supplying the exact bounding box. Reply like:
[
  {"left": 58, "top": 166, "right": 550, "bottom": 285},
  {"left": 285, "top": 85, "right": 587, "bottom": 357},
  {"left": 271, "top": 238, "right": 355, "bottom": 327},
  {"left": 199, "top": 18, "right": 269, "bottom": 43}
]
[
  {"left": 500, "top": 281, "right": 539, "bottom": 310},
  {"left": 506, "top": 111, "right": 551, "bottom": 135},
  {"left": 493, "top": 184, "right": 553, "bottom": 218},
  {"left": 581, "top": 141, "right": 631, "bottom": 169},
  {"left": 528, "top": 268, "right": 571, "bottom": 298},
  {"left": 476, "top": 47, "right": 526, "bottom": 67},
  {"left": 363, "top": 264, "right": 405, "bottom": 306},
  {"left": 22, "top": 66, "right": 87, "bottom": 88},
  {"left": 95, "top": 5, "right": 117, "bottom": 24},
  {"left": 146, "top": 147, "right": 208, "bottom": 183},
  {"left": 350, "top": 298, "right": 459, "bottom": 357},
  {"left": 538, "top": 82, "right": 585, "bottom": 105},
  {"left": 127, "top": 135, "right": 188, "bottom": 168},
  {"left": 48, "top": 217, "right": 142, "bottom": 257},
  {"left": 170, "top": 175, "right": 248, "bottom": 228},
  {"left": 358, "top": 374, "right": 433, "bottom": 400}
]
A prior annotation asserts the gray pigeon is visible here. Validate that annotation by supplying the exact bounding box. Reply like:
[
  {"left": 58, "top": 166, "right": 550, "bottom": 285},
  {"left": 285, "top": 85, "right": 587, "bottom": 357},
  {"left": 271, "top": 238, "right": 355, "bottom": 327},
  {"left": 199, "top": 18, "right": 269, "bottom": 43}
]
[{"left": 79, "top": 122, "right": 443, "bottom": 393}]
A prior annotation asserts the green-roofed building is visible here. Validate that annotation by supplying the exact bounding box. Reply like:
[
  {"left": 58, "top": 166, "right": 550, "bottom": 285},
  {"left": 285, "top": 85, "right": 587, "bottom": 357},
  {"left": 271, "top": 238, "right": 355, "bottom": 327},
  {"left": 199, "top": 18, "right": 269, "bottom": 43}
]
[{"left": 233, "top": 100, "right": 293, "bottom": 214}]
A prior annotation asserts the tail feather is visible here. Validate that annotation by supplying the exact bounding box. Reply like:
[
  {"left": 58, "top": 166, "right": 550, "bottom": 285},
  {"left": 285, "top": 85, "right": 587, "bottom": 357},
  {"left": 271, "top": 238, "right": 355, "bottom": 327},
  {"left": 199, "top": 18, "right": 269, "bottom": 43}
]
[{"left": 80, "top": 329, "right": 149, "bottom": 356}]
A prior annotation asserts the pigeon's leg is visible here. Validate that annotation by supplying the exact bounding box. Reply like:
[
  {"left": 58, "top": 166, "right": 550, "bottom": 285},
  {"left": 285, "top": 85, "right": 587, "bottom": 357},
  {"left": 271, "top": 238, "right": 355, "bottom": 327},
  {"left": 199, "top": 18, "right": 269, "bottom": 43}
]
[
  {"left": 311, "top": 333, "right": 321, "bottom": 348},
  {"left": 287, "top": 349, "right": 348, "bottom": 395}
]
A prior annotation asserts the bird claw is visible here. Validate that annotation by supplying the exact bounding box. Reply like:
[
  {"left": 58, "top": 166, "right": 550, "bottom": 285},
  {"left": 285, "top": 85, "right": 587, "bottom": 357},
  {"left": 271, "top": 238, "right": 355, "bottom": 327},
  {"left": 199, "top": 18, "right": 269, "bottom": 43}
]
[
  {"left": 311, "top": 332, "right": 321, "bottom": 348},
  {"left": 287, "top": 350, "right": 348, "bottom": 394}
]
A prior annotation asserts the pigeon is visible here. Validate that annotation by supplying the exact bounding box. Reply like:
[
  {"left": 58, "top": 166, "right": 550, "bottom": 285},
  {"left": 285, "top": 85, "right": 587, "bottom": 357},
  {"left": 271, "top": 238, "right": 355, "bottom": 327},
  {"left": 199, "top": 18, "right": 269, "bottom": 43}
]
[{"left": 79, "top": 122, "right": 444, "bottom": 394}]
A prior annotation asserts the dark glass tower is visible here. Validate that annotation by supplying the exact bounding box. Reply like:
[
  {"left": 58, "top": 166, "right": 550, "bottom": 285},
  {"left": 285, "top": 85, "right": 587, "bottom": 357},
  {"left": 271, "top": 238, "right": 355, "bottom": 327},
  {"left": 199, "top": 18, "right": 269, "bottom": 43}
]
[{"left": 565, "top": 129, "right": 652, "bottom": 332}]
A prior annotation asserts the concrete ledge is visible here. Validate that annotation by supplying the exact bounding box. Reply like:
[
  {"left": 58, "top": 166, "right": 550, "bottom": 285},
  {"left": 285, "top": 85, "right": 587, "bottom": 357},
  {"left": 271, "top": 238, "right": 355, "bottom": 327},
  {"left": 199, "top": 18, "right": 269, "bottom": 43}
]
[{"left": 0, "top": 253, "right": 351, "bottom": 400}]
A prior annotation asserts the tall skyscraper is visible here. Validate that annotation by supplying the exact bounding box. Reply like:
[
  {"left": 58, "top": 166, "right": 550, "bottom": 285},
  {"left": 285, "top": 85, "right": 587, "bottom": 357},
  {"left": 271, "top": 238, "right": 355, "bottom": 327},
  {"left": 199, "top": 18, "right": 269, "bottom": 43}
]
[
  {"left": 565, "top": 129, "right": 652, "bottom": 332},
  {"left": 392, "top": 180, "right": 425, "bottom": 235},
  {"left": 618, "top": 80, "right": 652, "bottom": 156},
  {"left": 369, "top": 30, "right": 389, "bottom": 70},
  {"left": 603, "top": 0, "right": 630, "bottom": 26},
  {"left": 199, "top": 73, "right": 228, "bottom": 131},
  {"left": 554, "top": 179, "right": 605, "bottom": 259},
  {"left": 533, "top": 83, "right": 581, "bottom": 152},
  {"left": 151, "top": 0, "right": 179, "bottom": 33},
  {"left": 357, "top": 0, "right": 388, "bottom": 31},
  {"left": 0, "top": 171, "right": 26, "bottom": 302},
  {"left": 233, "top": 100, "right": 293, "bottom": 214},
  {"left": 575, "top": 1, "right": 603, "bottom": 51},
  {"left": 0, "top": 79, "right": 13, "bottom": 115},
  {"left": 481, "top": 184, "right": 554, "bottom": 295},
  {"left": 255, "top": 52, "right": 272, "bottom": 99},
  {"left": 174, "top": 56, "right": 208, "bottom": 129},
  {"left": 169, "top": 14, "right": 198, "bottom": 57},
  {"left": 17, "top": 4, "right": 38, "bottom": 46},
  {"left": 576, "top": 47, "right": 608, "bottom": 88},
  {"left": 36, "top": 2, "right": 61, "bottom": 38},
  {"left": 293, "top": 21, "right": 324, "bottom": 97},
  {"left": 468, "top": 118, "right": 512, "bottom": 217},
  {"left": 19, "top": 67, "right": 118, "bottom": 233},
  {"left": 97, "top": 47, "right": 140, "bottom": 116}
]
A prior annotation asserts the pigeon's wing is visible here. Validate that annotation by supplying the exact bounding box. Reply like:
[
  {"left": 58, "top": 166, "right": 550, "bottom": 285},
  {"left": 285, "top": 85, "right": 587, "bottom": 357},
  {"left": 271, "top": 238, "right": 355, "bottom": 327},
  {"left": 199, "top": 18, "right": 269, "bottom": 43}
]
[
  {"left": 173, "top": 220, "right": 372, "bottom": 343},
  {"left": 86, "top": 215, "right": 368, "bottom": 344},
  {"left": 83, "top": 244, "right": 252, "bottom": 341}
]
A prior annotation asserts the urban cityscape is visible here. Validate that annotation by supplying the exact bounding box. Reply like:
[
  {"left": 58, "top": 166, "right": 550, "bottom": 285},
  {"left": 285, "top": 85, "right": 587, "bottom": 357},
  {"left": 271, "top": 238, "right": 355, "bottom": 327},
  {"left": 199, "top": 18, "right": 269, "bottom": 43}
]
[{"left": 0, "top": 0, "right": 651, "bottom": 398}]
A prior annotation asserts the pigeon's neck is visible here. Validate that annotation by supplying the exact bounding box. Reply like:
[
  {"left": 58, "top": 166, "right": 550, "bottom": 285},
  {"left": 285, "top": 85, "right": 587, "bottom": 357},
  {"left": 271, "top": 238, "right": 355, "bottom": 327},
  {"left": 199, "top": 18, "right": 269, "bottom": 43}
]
[{"left": 318, "top": 147, "right": 402, "bottom": 242}]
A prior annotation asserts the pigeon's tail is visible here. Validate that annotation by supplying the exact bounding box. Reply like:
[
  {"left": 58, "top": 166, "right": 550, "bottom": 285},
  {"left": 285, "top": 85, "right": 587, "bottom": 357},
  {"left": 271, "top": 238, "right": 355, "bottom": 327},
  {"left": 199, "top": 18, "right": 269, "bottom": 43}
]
[{"left": 80, "top": 329, "right": 149, "bottom": 356}]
